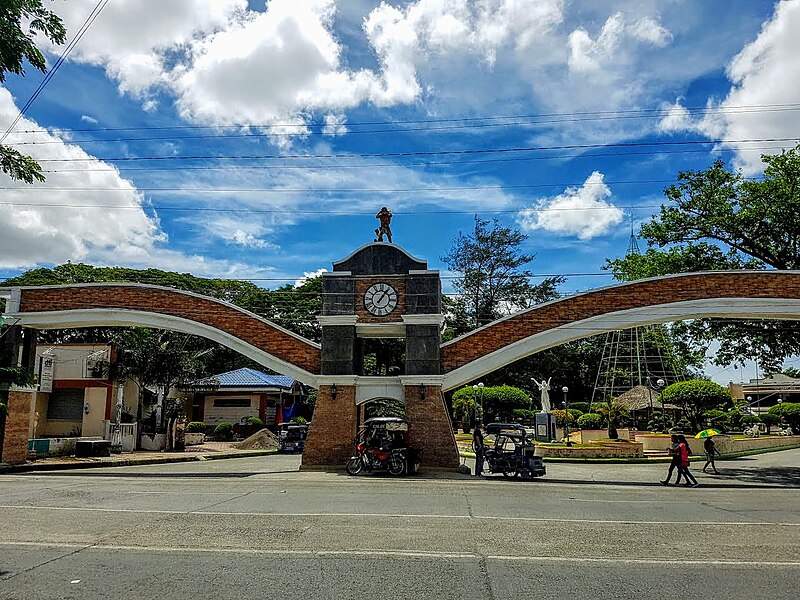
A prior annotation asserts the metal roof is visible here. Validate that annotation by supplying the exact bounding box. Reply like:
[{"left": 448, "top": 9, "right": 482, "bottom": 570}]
[{"left": 194, "top": 368, "right": 295, "bottom": 389}]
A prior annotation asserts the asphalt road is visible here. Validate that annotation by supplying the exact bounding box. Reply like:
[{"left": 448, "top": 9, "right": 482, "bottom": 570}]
[{"left": 1, "top": 450, "right": 798, "bottom": 599}]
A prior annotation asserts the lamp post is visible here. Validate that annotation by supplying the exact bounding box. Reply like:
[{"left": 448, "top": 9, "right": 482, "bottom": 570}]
[
  {"left": 777, "top": 397, "right": 783, "bottom": 427},
  {"left": 746, "top": 396, "right": 753, "bottom": 415},
  {"left": 562, "top": 386, "right": 572, "bottom": 446},
  {"left": 656, "top": 378, "right": 666, "bottom": 431},
  {"left": 472, "top": 382, "right": 484, "bottom": 425}
]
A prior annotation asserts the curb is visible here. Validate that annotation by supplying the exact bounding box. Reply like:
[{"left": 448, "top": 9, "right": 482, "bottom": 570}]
[
  {"left": 0, "top": 449, "right": 278, "bottom": 474},
  {"left": 457, "top": 443, "right": 800, "bottom": 464}
]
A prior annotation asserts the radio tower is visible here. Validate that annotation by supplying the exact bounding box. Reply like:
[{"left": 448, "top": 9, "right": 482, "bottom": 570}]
[{"left": 590, "top": 221, "right": 681, "bottom": 408}]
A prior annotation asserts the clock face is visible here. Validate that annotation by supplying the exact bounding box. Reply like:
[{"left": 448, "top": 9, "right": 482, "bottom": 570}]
[{"left": 364, "top": 282, "right": 398, "bottom": 316}]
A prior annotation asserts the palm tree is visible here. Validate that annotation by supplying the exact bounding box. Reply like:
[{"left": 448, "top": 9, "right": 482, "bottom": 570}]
[{"left": 597, "top": 397, "right": 630, "bottom": 440}]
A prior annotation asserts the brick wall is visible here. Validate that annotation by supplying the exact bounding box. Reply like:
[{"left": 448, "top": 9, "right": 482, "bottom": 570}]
[
  {"left": 2, "top": 391, "right": 33, "bottom": 464},
  {"left": 442, "top": 272, "right": 800, "bottom": 372},
  {"left": 302, "top": 385, "right": 356, "bottom": 467},
  {"left": 404, "top": 385, "right": 459, "bottom": 470},
  {"left": 18, "top": 286, "right": 320, "bottom": 373}
]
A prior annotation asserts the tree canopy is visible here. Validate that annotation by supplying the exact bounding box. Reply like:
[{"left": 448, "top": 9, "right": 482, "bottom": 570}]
[
  {"left": 606, "top": 146, "right": 800, "bottom": 372},
  {"left": 0, "top": 0, "right": 67, "bottom": 183},
  {"left": 442, "top": 216, "right": 563, "bottom": 332},
  {"left": 660, "top": 380, "right": 731, "bottom": 432}
]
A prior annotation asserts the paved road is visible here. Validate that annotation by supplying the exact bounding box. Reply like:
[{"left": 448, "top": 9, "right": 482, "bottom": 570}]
[{"left": 1, "top": 450, "right": 798, "bottom": 599}]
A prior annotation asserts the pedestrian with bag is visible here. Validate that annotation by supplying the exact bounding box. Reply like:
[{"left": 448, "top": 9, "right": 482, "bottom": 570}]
[
  {"left": 675, "top": 434, "right": 699, "bottom": 487},
  {"left": 660, "top": 434, "right": 681, "bottom": 485}
]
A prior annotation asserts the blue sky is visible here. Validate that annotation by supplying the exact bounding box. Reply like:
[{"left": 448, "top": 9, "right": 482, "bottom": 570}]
[{"left": 1, "top": 1, "right": 800, "bottom": 380}]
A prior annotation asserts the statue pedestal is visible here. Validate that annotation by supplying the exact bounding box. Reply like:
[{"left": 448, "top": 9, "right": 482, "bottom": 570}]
[{"left": 534, "top": 412, "right": 557, "bottom": 442}]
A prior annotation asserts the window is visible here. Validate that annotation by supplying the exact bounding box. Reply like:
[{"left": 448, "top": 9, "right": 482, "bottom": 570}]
[
  {"left": 212, "top": 398, "right": 251, "bottom": 408},
  {"left": 46, "top": 389, "right": 84, "bottom": 420}
]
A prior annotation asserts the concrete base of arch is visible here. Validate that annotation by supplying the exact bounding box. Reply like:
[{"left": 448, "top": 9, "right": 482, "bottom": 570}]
[{"left": 301, "top": 378, "right": 459, "bottom": 471}]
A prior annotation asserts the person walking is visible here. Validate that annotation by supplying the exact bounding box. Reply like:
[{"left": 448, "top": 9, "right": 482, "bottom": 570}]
[
  {"left": 660, "top": 434, "right": 681, "bottom": 485},
  {"left": 675, "top": 434, "right": 699, "bottom": 487},
  {"left": 702, "top": 436, "right": 721, "bottom": 474},
  {"left": 472, "top": 423, "right": 485, "bottom": 477}
]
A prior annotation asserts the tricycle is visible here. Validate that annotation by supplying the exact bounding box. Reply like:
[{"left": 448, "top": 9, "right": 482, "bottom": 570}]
[
  {"left": 277, "top": 422, "right": 309, "bottom": 453},
  {"left": 482, "top": 423, "right": 546, "bottom": 479}
]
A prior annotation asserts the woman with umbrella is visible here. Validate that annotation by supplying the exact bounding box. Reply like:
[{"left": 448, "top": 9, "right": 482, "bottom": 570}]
[{"left": 698, "top": 429, "right": 722, "bottom": 474}]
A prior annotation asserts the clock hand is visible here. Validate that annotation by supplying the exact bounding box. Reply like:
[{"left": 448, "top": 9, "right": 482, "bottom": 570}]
[{"left": 374, "top": 290, "right": 387, "bottom": 305}]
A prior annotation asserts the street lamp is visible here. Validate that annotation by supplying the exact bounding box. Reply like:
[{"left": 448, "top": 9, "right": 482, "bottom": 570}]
[
  {"left": 777, "top": 397, "right": 784, "bottom": 427},
  {"left": 472, "top": 382, "right": 484, "bottom": 425},
  {"left": 746, "top": 396, "right": 753, "bottom": 415},
  {"left": 656, "top": 378, "right": 666, "bottom": 431},
  {"left": 562, "top": 386, "right": 572, "bottom": 446}
]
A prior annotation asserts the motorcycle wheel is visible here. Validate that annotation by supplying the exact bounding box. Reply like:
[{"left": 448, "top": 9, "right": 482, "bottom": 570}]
[
  {"left": 345, "top": 456, "right": 364, "bottom": 476},
  {"left": 502, "top": 469, "right": 515, "bottom": 478},
  {"left": 387, "top": 455, "right": 405, "bottom": 476}
]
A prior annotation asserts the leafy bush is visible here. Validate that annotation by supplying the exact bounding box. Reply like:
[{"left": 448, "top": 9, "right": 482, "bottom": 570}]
[
  {"left": 577, "top": 413, "right": 603, "bottom": 429},
  {"left": 511, "top": 409, "right": 537, "bottom": 422},
  {"left": 214, "top": 421, "right": 234, "bottom": 440},
  {"left": 761, "top": 412, "right": 780, "bottom": 432},
  {"left": 551, "top": 409, "right": 576, "bottom": 427},
  {"left": 570, "top": 402, "right": 591, "bottom": 413},
  {"left": 567, "top": 408, "right": 583, "bottom": 419},
  {"left": 452, "top": 384, "right": 530, "bottom": 422},
  {"left": 740, "top": 414, "right": 762, "bottom": 425},
  {"left": 291, "top": 416, "right": 308, "bottom": 425},
  {"left": 186, "top": 421, "right": 206, "bottom": 433},
  {"left": 767, "top": 402, "right": 800, "bottom": 430},
  {"left": 244, "top": 416, "right": 264, "bottom": 428},
  {"left": 661, "top": 380, "right": 731, "bottom": 431}
]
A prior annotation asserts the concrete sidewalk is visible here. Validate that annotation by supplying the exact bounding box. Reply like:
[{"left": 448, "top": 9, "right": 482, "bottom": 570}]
[{"left": 0, "top": 444, "right": 278, "bottom": 474}]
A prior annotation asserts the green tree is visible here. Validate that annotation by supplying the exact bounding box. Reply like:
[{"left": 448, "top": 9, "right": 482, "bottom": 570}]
[
  {"left": 596, "top": 398, "right": 630, "bottom": 439},
  {"left": 576, "top": 412, "right": 603, "bottom": 430},
  {"left": 660, "top": 380, "right": 731, "bottom": 432},
  {"left": 605, "top": 146, "right": 800, "bottom": 372},
  {"left": 442, "top": 216, "right": 563, "bottom": 331},
  {"left": 0, "top": 0, "right": 67, "bottom": 183}
]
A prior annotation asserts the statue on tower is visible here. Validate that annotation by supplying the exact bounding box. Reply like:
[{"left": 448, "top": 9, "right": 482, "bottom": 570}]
[{"left": 374, "top": 207, "right": 393, "bottom": 243}]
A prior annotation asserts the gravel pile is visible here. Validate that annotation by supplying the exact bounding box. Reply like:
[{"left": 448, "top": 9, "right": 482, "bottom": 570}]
[{"left": 236, "top": 428, "right": 280, "bottom": 450}]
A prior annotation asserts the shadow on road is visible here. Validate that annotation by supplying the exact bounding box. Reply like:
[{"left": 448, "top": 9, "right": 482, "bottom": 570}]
[{"left": 18, "top": 470, "right": 301, "bottom": 479}]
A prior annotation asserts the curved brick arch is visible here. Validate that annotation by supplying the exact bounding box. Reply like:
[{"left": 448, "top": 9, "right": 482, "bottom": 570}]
[
  {"left": 440, "top": 271, "right": 800, "bottom": 391},
  {"left": 2, "top": 283, "right": 321, "bottom": 387}
]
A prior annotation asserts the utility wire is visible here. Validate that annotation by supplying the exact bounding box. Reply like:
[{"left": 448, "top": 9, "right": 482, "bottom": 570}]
[
  {"left": 9, "top": 101, "right": 800, "bottom": 136},
  {"left": 0, "top": 0, "right": 111, "bottom": 144},
  {"left": 25, "top": 136, "right": 800, "bottom": 164}
]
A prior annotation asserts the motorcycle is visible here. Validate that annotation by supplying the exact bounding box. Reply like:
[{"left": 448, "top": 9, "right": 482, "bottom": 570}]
[{"left": 345, "top": 417, "right": 409, "bottom": 476}]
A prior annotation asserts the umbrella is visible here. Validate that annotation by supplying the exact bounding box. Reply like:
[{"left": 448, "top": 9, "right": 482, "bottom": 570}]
[{"left": 695, "top": 428, "right": 722, "bottom": 439}]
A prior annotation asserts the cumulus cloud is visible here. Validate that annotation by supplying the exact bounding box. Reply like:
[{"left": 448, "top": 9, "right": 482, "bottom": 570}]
[
  {"left": 0, "top": 87, "right": 260, "bottom": 276},
  {"left": 517, "top": 172, "right": 624, "bottom": 240},
  {"left": 656, "top": 1, "right": 800, "bottom": 173},
  {"left": 294, "top": 268, "right": 328, "bottom": 287}
]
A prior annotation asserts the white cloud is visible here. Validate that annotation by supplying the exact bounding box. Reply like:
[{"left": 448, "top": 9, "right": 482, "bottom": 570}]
[
  {"left": 0, "top": 87, "right": 261, "bottom": 277},
  {"left": 294, "top": 268, "right": 327, "bottom": 287},
  {"left": 79, "top": 115, "right": 99, "bottom": 124},
  {"left": 322, "top": 114, "right": 348, "bottom": 136},
  {"left": 517, "top": 171, "right": 624, "bottom": 240}
]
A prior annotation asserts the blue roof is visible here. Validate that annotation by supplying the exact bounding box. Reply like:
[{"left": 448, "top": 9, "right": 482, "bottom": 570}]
[{"left": 195, "top": 368, "right": 295, "bottom": 389}]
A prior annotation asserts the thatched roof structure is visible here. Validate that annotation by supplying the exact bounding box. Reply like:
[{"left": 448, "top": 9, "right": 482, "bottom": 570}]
[{"left": 612, "top": 385, "right": 677, "bottom": 411}]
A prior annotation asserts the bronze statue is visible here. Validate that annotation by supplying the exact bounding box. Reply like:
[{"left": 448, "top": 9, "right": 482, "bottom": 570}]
[{"left": 374, "top": 206, "right": 393, "bottom": 243}]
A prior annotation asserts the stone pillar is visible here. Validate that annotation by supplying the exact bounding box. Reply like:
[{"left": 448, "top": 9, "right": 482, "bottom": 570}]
[
  {"left": 302, "top": 384, "right": 356, "bottom": 468},
  {"left": 404, "top": 384, "right": 459, "bottom": 470},
  {"left": 2, "top": 390, "right": 34, "bottom": 464}
]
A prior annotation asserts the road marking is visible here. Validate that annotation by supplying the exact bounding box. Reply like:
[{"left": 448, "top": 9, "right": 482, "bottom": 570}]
[
  {"left": 1, "top": 541, "right": 799, "bottom": 567},
  {"left": 0, "top": 504, "right": 797, "bottom": 526}
]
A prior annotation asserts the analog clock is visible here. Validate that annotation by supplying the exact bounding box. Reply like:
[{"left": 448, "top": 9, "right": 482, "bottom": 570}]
[{"left": 364, "top": 282, "right": 398, "bottom": 316}]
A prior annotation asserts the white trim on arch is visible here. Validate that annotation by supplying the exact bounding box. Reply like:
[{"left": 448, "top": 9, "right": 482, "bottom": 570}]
[
  {"left": 442, "top": 297, "right": 800, "bottom": 391},
  {"left": 8, "top": 308, "right": 319, "bottom": 388}
]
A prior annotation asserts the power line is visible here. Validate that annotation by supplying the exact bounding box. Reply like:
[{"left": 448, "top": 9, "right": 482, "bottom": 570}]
[
  {"left": 25, "top": 137, "right": 800, "bottom": 164},
  {"left": 9, "top": 105, "right": 800, "bottom": 145},
  {"left": 9, "top": 102, "right": 800, "bottom": 136},
  {"left": 0, "top": 0, "right": 111, "bottom": 144}
]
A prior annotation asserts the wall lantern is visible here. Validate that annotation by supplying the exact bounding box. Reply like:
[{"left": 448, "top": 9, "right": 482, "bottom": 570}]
[{"left": 331, "top": 383, "right": 338, "bottom": 400}]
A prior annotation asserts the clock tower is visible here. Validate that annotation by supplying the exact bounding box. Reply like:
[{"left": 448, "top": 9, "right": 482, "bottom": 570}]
[{"left": 302, "top": 242, "right": 459, "bottom": 470}]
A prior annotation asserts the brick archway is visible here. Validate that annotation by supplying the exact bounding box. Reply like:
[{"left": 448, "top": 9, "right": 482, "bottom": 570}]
[
  {"left": 2, "top": 283, "right": 321, "bottom": 386},
  {"left": 441, "top": 271, "right": 800, "bottom": 391}
]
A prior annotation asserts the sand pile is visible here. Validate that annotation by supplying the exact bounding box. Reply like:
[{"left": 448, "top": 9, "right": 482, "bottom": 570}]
[{"left": 236, "top": 428, "right": 280, "bottom": 450}]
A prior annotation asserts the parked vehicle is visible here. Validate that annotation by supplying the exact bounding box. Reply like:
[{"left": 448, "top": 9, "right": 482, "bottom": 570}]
[
  {"left": 277, "top": 422, "right": 309, "bottom": 453},
  {"left": 345, "top": 417, "right": 411, "bottom": 476},
  {"left": 482, "top": 423, "right": 546, "bottom": 479}
]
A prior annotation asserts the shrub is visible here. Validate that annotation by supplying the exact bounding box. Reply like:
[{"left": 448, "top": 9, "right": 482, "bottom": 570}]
[
  {"left": 214, "top": 421, "right": 234, "bottom": 440},
  {"left": 740, "top": 414, "right": 762, "bottom": 425},
  {"left": 567, "top": 408, "right": 583, "bottom": 420},
  {"left": 291, "top": 416, "right": 308, "bottom": 425},
  {"left": 186, "top": 421, "right": 206, "bottom": 433},
  {"left": 767, "top": 402, "right": 800, "bottom": 430},
  {"left": 511, "top": 409, "right": 537, "bottom": 422},
  {"left": 570, "top": 402, "right": 591, "bottom": 413},
  {"left": 552, "top": 409, "right": 576, "bottom": 427},
  {"left": 577, "top": 413, "right": 603, "bottom": 429},
  {"left": 244, "top": 416, "right": 264, "bottom": 428},
  {"left": 761, "top": 412, "right": 780, "bottom": 432}
]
